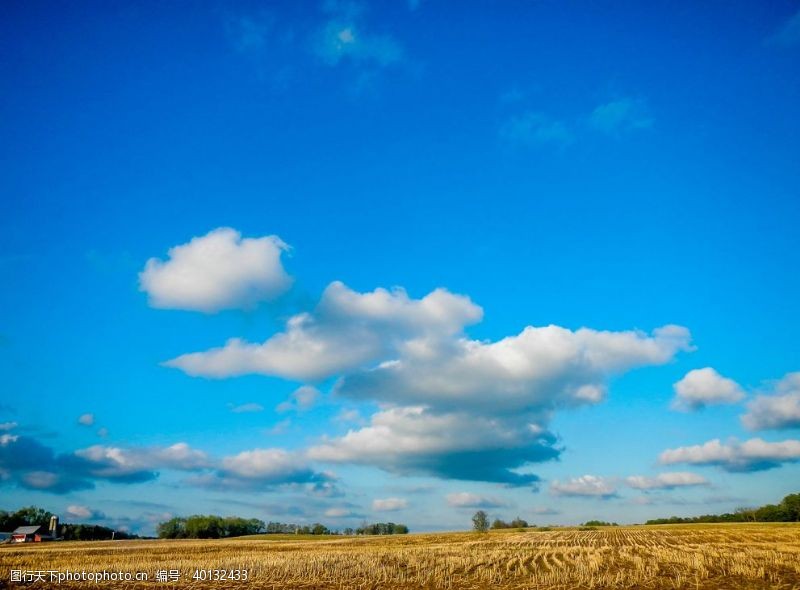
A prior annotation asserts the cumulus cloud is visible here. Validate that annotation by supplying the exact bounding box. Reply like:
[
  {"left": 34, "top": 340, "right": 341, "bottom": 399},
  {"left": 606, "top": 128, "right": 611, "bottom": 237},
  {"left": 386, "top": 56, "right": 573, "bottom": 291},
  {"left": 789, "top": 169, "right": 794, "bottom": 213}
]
[
  {"left": 659, "top": 438, "right": 800, "bottom": 472},
  {"left": 0, "top": 435, "right": 94, "bottom": 493},
  {"left": 1, "top": 436, "right": 208, "bottom": 492},
  {"left": 277, "top": 386, "right": 321, "bottom": 413},
  {"left": 139, "top": 228, "right": 292, "bottom": 313},
  {"left": 167, "top": 278, "right": 689, "bottom": 484},
  {"left": 625, "top": 472, "right": 709, "bottom": 490},
  {"left": 166, "top": 281, "right": 482, "bottom": 380},
  {"left": 741, "top": 372, "right": 800, "bottom": 430},
  {"left": 78, "top": 413, "right": 95, "bottom": 426},
  {"left": 500, "top": 112, "right": 573, "bottom": 149},
  {"left": 161, "top": 256, "right": 690, "bottom": 486},
  {"left": 372, "top": 497, "right": 408, "bottom": 511},
  {"left": 192, "top": 448, "right": 333, "bottom": 491},
  {"left": 550, "top": 475, "right": 617, "bottom": 498},
  {"left": 338, "top": 325, "right": 692, "bottom": 415},
  {"left": 0, "top": 430, "right": 333, "bottom": 495},
  {"left": 589, "top": 98, "right": 653, "bottom": 135},
  {"left": 314, "top": 1, "right": 403, "bottom": 67},
  {"left": 308, "top": 406, "right": 558, "bottom": 485},
  {"left": 445, "top": 492, "right": 510, "bottom": 509},
  {"left": 73, "top": 442, "right": 210, "bottom": 481},
  {"left": 671, "top": 367, "right": 745, "bottom": 411}
]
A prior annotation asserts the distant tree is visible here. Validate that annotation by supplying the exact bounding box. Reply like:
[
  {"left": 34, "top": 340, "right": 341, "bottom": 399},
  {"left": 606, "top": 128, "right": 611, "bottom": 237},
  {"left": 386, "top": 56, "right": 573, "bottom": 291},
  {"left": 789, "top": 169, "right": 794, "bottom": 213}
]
[
  {"left": 780, "top": 494, "right": 800, "bottom": 522},
  {"left": 491, "top": 518, "right": 509, "bottom": 529},
  {"left": 472, "top": 510, "right": 489, "bottom": 533},
  {"left": 355, "top": 522, "right": 410, "bottom": 535},
  {"left": 754, "top": 504, "right": 786, "bottom": 522},
  {"left": 583, "top": 520, "right": 618, "bottom": 527},
  {"left": 510, "top": 517, "right": 529, "bottom": 529},
  {"left": 157, "top": 517, "right": 187, "bottom": 539},
  {"left": 311, "top": 523, "right": 329, "bottom": 535},
  {"left": 734, "top": 507, "right": 757, "bottom": 522},
  {"left": 0, "top": 506, "right": 54, "bottom": 531}
]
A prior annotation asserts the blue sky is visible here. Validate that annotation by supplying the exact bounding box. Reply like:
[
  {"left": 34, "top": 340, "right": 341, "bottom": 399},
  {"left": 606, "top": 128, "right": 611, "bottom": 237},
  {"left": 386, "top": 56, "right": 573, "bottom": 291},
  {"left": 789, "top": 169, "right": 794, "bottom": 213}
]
[{"left": 1, "top": 1, "right": 800, "bottom": 535}]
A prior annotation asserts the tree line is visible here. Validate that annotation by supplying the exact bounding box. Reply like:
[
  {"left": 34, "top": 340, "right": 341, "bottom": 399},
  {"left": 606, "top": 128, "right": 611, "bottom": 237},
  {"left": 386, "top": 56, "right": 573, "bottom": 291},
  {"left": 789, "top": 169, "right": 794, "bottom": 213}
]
[
  {"left": 157, "top": 515, "right": 410, "bottom": 539},
  {"left": 1, "top": 506, "right": 139, "bottom": 540},
  {"left": 646, "top": 493, "right": 800, "bottom": 525}
]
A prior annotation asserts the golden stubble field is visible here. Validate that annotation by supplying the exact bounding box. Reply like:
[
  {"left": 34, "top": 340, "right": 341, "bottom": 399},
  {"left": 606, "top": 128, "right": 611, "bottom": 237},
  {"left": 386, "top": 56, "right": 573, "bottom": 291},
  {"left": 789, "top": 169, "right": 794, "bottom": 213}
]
[{"left": 2, "top": 523, "right": 800, "bottom": 589}]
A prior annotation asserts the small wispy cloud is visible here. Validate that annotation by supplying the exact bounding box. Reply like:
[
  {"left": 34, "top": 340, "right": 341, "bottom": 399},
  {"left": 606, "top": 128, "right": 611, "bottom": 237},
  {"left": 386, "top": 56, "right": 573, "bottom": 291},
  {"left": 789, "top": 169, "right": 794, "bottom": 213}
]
[
  {"left": 589, "top": 97, "right": 653, "bottom": 135},
  {"left": 625, "top": 472, "right": 709, "bottom": 490},
  {"left": 78, "top": 413, "right": 95, "bottom": 427},
  {"left": 550, "top": 475, "right": 617, "bottom": 498},
  {"left": 500, "top": 111, "right": 573, "bottom": 149},
  {"left": 66, "top": 504, "right": 106, "bottom": 521},
  {"left": 229, "top": 402, "right": 265, "bottom": 414},
  {"left": 445, "top": 492, "right": 510, "bottom": 509},
  {"left": 372, "top": 497, "right": 408, "bottom": 511},
  {"left": 313, "top": 1, "right": 404, "bottom": 69}
]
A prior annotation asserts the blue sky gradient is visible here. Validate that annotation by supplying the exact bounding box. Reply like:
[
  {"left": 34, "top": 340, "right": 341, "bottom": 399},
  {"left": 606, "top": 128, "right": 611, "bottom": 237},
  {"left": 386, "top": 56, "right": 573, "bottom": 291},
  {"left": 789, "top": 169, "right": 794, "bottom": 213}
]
[{"left": 1, "top": 1, "right": 799, "bottom": 534}]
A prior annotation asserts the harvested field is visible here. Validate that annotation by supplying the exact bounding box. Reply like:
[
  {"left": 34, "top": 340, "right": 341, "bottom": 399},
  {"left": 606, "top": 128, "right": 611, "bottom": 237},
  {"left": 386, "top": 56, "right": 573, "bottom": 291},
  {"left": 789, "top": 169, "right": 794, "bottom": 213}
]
[{"left": 2, "top": 523, "right": 799, "bottom": 589}]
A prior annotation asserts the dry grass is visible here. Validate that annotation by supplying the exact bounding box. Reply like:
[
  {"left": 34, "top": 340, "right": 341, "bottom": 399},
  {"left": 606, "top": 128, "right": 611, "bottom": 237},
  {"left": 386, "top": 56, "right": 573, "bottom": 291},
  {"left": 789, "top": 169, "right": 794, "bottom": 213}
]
[{"left": 2, "top": 523, "right": 800, "bottom": 589}]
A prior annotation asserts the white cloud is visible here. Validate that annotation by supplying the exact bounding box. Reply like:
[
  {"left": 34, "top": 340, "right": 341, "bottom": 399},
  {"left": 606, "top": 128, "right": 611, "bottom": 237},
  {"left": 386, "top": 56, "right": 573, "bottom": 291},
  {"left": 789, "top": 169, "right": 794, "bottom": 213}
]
[
  {"left": 671, "top": 367, "right": 745, "bottom": 411},
  {"left": 550, "top": 475, "right": 617, "bottom": 498},
  {"left": 308, "top": 406, "right": 556, "bottom": 485},
  {"left": 324, "top": 507, "right": 359, "bottom": 518},
  {"left": 0, "top": 421, "right": 17, "bottom": 431},
  {"left": 500, "top": 112, "right": 573, "bottom": 149},
  {"left": 139, "top": 227, "right": 292, "bottom": 313},
  {"left": 75, "top": 442, "right": 210, "bottom": 479},
  {"left": 229, "top": 402, "right": 264, "bottom": 414},
  {"left": 625, "top": 472, "right": 709, "bottom": 490},
  {"left": 165, "top": 281, "right": 482, "bottom": 380},
  {"left": 589, "top": 98, "right": 653, "bottom": 135},
  {"left": 277, "top": 386, "right": 321, "bottom": 413},
  {"left": 372, "top": 497, "right": 408, "bottom": 511},
  {"left": 338, "top": 324, "right": 692, "bottom": 415},
  {"left": 741, "top": 372, "right": 800, "bottom": 430},
  {"left": 192, "top": 447, "right": 332, "bottom": 490},
  {"left": 167, "top": 280, "right": 689, "bottom": 484},
  {"left": 659, "top": 437, "right": 800, "bottom": 472},
  {"left": 445, "top": 492, "right": 509, "bottom": 509},
  {"left": 162, "top": 264, "right": 691, "bottom": 486},
  {"left": 221, "top": 448, "right": 309, "bottom": 481},
  {"left": 0, "top": 433, "right": 18, "bottom": 445},
  {"left": 78, "top": 413, "right": 95, "bottom": 426},
  {"left": 66, "top": 504, "right": 105, "bottom": 520}
]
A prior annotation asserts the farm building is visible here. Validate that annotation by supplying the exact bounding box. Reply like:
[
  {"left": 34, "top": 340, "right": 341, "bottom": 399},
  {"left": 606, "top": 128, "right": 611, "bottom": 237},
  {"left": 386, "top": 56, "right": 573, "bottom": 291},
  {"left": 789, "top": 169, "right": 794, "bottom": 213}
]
[
  {"left": 11, "top": 525, "right": 45, "bottom": 542},
  {"left": 10, "top": 516, "right": 61, "bottom": 543}
]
